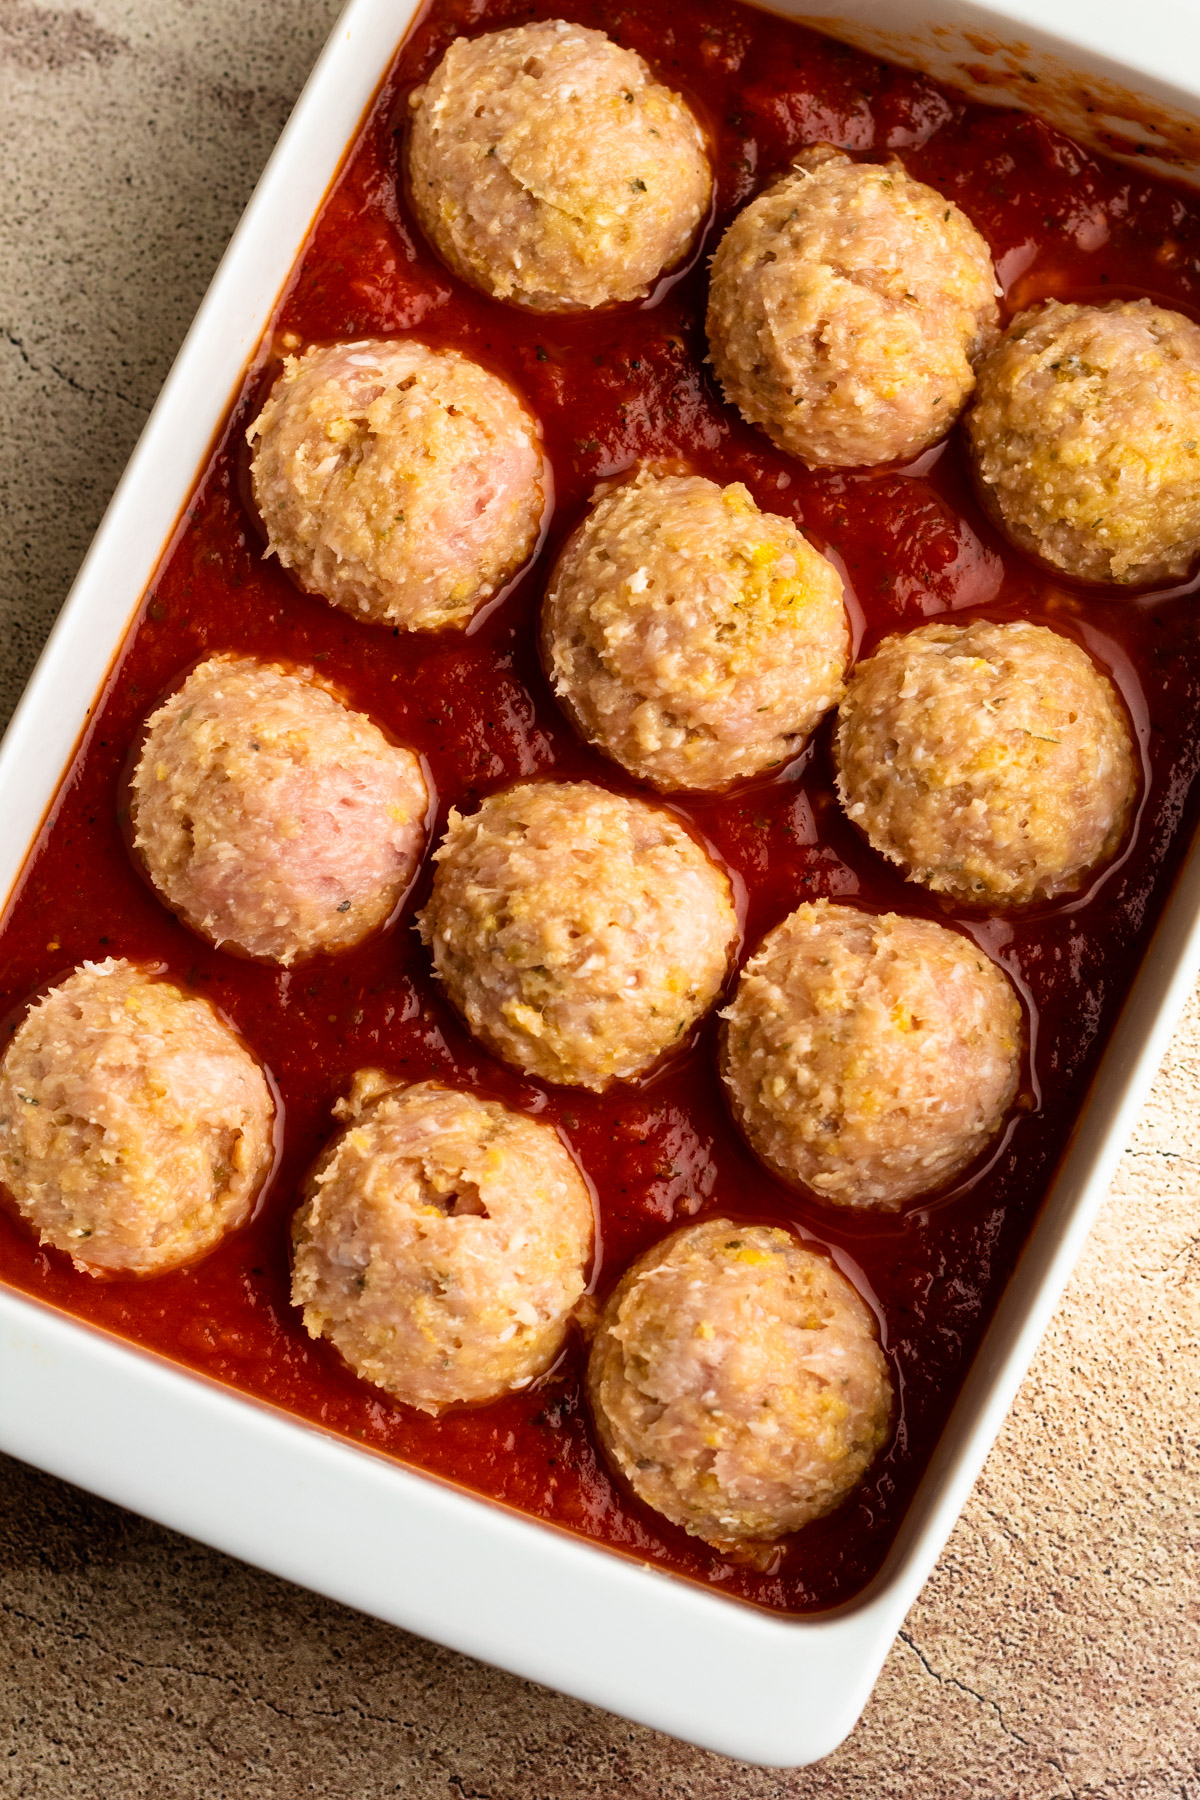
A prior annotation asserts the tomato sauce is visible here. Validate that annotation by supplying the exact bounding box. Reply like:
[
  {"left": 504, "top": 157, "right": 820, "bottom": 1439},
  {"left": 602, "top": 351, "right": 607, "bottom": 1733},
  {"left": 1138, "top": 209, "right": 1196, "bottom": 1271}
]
[{"left": 4, "top": 0, "right": 1200, "bottom": 1616}]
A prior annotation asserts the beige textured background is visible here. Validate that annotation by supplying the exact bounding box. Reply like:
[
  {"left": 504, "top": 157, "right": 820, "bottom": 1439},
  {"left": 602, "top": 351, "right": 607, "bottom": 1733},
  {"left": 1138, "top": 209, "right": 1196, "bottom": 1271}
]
[{"left": 1, "top": 3, "right": 1198, "bottom": 1793}]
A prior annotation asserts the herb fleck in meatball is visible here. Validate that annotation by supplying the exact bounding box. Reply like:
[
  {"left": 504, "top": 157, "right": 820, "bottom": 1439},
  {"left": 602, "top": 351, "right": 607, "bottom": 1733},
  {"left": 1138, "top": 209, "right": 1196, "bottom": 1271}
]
[
  {"left": 408, "top": 20, "right": 712, "bottom": 312},
  {"left": 834, "top": 619, "right": 1137, "bottom": 906},
  {"left": 707, "top": 146, "right": 999, "bottom": 467},
  {"left": 587, "top": 1218, "right": 892, "bottom": 1546},
  {"left": 965, "top": 298, "right": 1200, "bottom": 585},
  {"left": 0, "top": 959, "right": 275, "bottom": 1275},
  {"left": 131, "top": 657, "right": 429, "bottom": 964},
  {"left": 291, "top": 1074, "right": 594, "bottom": 1413},
  {"left": 721, "top": 901, "right": 1022, "bottom": 1210},
  {"left": 542, "top": 470, "right": 848, "bottom": 790},
  {"left": 418, "top": 781, "right": 738, "bottom": 1089},
  {"left": 248, "top": 338, "right": 545, "bottom": 629}
]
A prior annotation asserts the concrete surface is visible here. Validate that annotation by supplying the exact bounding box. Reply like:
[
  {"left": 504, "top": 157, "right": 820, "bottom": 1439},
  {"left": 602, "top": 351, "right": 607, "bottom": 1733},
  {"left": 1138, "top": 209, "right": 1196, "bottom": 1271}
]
[{"left": 1, "top": 3, "right": 1199, "bottom": 1794}]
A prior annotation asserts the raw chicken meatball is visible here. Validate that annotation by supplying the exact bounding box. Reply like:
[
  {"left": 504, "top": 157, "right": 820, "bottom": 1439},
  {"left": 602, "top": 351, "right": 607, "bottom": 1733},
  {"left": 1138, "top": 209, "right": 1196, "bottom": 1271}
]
[
  {"left": 291, "top": 1074, "right": 594, "bottom": 1413},
  {"left": 965, "top": 298, "right": 1200, "bottom": 585},
  {"left": 707, "top": 147, "right": 999, "bottom": 467},
  {"left": 248, "top": 338, "right": 545, "bottom": 629},
  {"left": 407, "top": 20, "right": 712, "bottom": 312},
  {"left": 835, "top": 619, "right": 1137, "bottom": 907},
  {"left": 721, "top": 902, "right": 1021, "bottom": 1209},
  {"left": 542, "top": 470, "right": 848, "bottom": 790},
  {"left": 418, "top": 781, "right": 738, "bottom": 1089},
  {"left": 0, "top": 959, "right": 275, "bottom": 1275},
  {"left": 131, "top": 656, "right": 429, "bottom": 965},
  {"left": 587, "top": 1218, "right": 892, "bottom": 1547}
]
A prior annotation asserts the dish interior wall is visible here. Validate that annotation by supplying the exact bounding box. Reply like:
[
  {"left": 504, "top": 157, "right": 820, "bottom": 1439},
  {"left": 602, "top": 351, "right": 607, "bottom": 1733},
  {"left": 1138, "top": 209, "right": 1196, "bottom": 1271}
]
[{"left": 799, "top": 2, "right": 1200, "bottom": 186}]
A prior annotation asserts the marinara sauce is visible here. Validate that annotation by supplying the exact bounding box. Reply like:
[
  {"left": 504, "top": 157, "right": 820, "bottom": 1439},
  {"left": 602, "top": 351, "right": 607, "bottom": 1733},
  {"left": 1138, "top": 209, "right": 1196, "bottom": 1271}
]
[{"left": 3, "top": 0, "right": 1200, "bottom": 1616}]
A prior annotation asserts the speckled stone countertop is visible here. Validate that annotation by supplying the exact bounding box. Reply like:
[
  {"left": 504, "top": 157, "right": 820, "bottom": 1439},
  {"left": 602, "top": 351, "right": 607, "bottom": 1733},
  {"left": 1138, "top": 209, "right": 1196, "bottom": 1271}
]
[{"left": 1, "top": 4, "right": 1199, "bottom": 1795}]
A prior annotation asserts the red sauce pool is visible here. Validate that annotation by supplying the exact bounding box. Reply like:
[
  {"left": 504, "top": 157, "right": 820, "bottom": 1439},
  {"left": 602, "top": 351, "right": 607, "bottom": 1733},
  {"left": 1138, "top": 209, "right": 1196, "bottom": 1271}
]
[{"left": 4, "top": 0, "right": 1200, "bottom": 1616}]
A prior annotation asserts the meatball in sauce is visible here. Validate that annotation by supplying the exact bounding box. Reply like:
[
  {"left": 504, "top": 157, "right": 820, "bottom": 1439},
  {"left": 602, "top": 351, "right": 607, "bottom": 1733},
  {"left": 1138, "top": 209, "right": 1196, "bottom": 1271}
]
[
  {"left": 542, "top": 468, "right": 848, "bottom": 790},
  {"left": 248, "top": 338, "right": 545, "bottom": 630},
  {"left": 707, "top": 146, "right": 999, "bottom": 468},
  {"left": 418, "top": 780, "right": 738, "bottom": 1089},
  {"left": 131, "top": 656, "right": 429, "bottom": 965},
  {"left": 407, "top": 20, "right": 712, "bottom": 312},
  {"left": 291, "top": 1074, "right": 594, "bottom": 1413},
  {"left": 834, "top": 619, "right": 1137, "bottom": 908},
  {"left": 721, "top": 902, "right": 1022, "bottom": 1211},
  {"left": 0, "top": 960, "right": 275, "bottom": 1276},
  {"left": 965, "top": 298, "right": 1200, "bottom": 586},
  {"left": 587, "top": 1218, "right": 893, "bottom": 1548}
]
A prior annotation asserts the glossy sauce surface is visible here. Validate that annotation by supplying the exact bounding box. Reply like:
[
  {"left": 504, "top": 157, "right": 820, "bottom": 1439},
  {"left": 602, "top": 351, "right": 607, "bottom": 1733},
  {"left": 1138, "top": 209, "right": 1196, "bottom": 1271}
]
[{"left": 3, "top": 0, "right": 1200, "bottom": 1614}]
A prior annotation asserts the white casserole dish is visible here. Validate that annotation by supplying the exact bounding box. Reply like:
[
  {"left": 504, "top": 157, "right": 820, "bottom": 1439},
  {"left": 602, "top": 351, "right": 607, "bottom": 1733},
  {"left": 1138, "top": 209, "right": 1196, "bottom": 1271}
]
[{"left": 2, "top": 0, "right": 1200, "bottom": 1767}]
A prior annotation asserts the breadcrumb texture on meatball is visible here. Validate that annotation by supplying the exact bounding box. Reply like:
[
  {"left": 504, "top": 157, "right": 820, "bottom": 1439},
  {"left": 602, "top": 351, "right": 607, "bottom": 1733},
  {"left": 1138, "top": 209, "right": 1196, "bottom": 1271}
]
[
  {"left": 965, "top": 298, "right": 1200, "bottom": 585},
  {"left": 542, "top": 469, "right": 848, "bottom": 790},
  {"left": 248, "top": 338, "right": 545, "bottom": 629},
  {"left": 0, "top": 959, "right": 275, "bottom": 1275},
  {"left": 291, "top": 1073, "right": 594, "bottom": 1412},
  {"left": 131, "top": 657, "right": 429, "bottom": 965},
  {"left": 587, "top": 1218, "right": 893, "bottom": 1546},
  {"left": 407, "top": 20, "right": 712, "bottom": 311},
  {"left": 706, "top": 146, "right": 999, "bottom": 468},
  {"left": 721, "top": 901, "right": 1021, "bottom": 1210},
  {"left": 418, "top": 781, "right": 738, "bottom": 1089},
  {"left": 835, "top": 618, "right": 1137, "bottom": 907}
]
